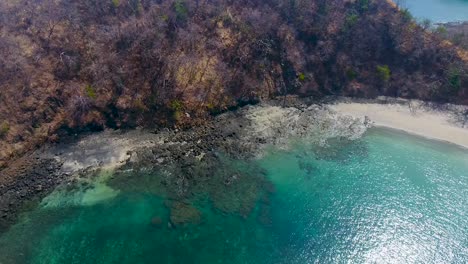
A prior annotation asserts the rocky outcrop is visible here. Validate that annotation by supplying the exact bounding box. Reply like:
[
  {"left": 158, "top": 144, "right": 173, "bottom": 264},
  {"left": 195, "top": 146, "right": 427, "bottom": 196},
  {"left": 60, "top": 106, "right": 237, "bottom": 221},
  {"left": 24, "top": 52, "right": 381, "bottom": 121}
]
[
  {"left": 0, "top": 155, "right": 63, "bottom": 233},
  {"left": 106, "top": 100, "right": 371, "bottom": 223},
  {"left": 0, "top": 99, "right": 370, "bottom": 233}
]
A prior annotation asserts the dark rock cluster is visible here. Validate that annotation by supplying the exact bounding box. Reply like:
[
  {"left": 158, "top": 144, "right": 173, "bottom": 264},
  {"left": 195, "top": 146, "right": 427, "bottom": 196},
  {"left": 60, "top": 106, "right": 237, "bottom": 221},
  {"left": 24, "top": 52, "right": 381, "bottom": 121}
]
[
  {"left": 0, "top": 155, "right": 63, "bottom": 233},
  {"left": 0, "top": 100, "right": 369, "bottom": 233}
]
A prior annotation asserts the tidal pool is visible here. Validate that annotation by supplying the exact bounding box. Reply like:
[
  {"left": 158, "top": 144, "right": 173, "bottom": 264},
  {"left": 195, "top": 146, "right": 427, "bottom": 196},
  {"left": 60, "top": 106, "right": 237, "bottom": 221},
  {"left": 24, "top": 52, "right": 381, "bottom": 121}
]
[{"left": 0, "top": 128, "right": 467, "bottom": 263}]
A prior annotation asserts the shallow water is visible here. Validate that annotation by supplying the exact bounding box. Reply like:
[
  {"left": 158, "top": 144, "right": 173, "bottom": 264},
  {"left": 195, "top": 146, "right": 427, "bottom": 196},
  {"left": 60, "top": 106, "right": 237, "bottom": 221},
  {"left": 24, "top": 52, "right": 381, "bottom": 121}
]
[
  {"left": 0, "top": 128, "right": 467, "bottom": 264},
  {"left": 404, "top": 0, "right": 468, "bottom": 22}
]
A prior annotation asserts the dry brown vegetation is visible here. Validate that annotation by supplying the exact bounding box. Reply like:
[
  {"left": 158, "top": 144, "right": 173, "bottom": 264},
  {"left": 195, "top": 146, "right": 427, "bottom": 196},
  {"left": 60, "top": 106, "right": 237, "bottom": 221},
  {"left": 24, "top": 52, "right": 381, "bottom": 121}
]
[
  {"left": 435, "top": 22, "right": 468, "bottom": 50},
  {"left": 0, "top": 0, "right": 467, "bottom": 167}
]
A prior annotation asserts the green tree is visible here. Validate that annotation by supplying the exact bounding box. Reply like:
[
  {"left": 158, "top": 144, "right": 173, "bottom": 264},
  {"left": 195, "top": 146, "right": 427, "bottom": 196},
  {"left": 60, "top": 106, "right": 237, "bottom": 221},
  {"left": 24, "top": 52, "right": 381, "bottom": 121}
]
[
  {"left": 170, "top": 100, "right": 184, "bottom": 122},
  {"left": 85, "top": 85, "right": 97, "bottom": 99},
  {"left": 400, "top": 8, "right": 413, "bottom": 22},
  {"left": 447, "top": 68, "right": 462, "bottom": 92},
  {"left": 358, "top": 0, "right": 369, "bottom": 13},
  {"left": 376, "top": 65, "right": 391, "bottom": 82},
  {"left": 174, "top": 0, "right": 188, "bottom": 22},
  {"left": 346, "top": 68, "right": 358, "bottom": 80},
  {"left": 345, "top": 14, "right": 359, "bottom": 29},
  {"left": 0, "top": 121, "right": 10, "bottom": 138},
  {"left": 112, "top": 0, "right": 120, "bottom": 8}
]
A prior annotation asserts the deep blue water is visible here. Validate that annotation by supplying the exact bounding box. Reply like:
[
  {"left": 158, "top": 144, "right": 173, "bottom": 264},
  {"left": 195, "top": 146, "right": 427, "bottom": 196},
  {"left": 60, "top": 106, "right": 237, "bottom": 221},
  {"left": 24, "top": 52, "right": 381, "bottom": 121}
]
[{"left": 0, "top": 128, "right": 467, "bottom": 263}]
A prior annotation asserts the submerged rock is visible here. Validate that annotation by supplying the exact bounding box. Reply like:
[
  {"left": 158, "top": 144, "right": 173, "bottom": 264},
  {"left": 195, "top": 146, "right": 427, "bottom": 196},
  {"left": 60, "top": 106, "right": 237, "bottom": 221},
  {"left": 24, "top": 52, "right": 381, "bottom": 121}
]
[
  {"left": 151, "top": 216, "right": 163, "bottom": 227},
  {"left": 169, "top": 201, "right": 202, "bottom": 227},
  {"left": 0, "top": 99, "right": 372, "bottom": 234}
]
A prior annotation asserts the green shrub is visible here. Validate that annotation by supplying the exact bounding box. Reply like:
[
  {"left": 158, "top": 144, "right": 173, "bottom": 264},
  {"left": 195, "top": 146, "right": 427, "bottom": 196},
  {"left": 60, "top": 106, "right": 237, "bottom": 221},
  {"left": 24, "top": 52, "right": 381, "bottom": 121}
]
[
  {"left": 134, "top": 99, "right": 147, "bottom": 112},
  {"left": 170, "top": 100, "right": 184, "bottom": 111},
  {"left": 448, "top": 68, "right": 462, "bottom": 91},
  {"left": 317, "top": 3, "right": 328, "bottom": 16},
  {"left": 358, "top": 0, "right": 369, "bottom": 13},
  {"left": 435, "top": 25, "right": 447, "bottom": 35},
  {"left": 298, "top": 73, "right": 306, "bottom": 82},
  {"left": 0, "top": 121, "right": 10, "bottom": 138},
  {"left": 400, "top": 8, "right": 413, "bottom": 22},
  {"left": 376, "top": 65, "right": 391, "bottom": 82},
  {"left": 85, "top": 85, "right": 97, "bottom": 99},
  {"left": 161, "top": 14, "right": 169, "bottom": 22},
  {"left": 174, "top": 0, "right": 188, "bottom": 22},
  {"left": 206, "top": 103, "right": 215, "bottom": 110},
  {"left": 112, "top": 0, "right": 120, "bottom": 8},
  {"left": 346, "top": 68, "right": 358, "bottom": 80},
  {"left": 169, "top": 100, "right": 184, "bottom": 122},
  {"left": 420, "top": 18, "right": 432, "bottom": 30},
  {"left": 136, "top": 0, "right": 144, "bottom": 14},
  {"left": 345, "top": 14, "right": 359, "bottom": 29}
]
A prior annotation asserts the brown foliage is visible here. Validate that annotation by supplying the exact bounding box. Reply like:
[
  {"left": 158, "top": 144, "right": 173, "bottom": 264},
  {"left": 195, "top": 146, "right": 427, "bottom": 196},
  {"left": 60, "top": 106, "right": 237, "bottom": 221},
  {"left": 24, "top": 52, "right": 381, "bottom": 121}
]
[{"left": 0, "top": 0, "right": 467, "bottom": 166}]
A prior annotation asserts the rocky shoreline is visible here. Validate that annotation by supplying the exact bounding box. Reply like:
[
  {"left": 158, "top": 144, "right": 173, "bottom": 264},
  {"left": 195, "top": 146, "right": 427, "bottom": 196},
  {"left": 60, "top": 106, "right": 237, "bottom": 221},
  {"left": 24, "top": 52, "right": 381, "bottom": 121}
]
[
  {"left": 0, "top": 155, "right": 63, "bottom": 232},
  {"left": 3, "top": 96, "right": 466, "bottom": 233},
  {"left": 0, "top": 97, "right": 373, "bottom": 233}
]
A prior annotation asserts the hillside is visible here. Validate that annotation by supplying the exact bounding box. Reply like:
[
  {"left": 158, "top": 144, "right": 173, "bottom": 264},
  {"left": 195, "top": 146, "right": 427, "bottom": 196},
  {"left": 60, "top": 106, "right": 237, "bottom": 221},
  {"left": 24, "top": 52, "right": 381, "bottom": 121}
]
[
  {"left": 436, "top": 22, "right": 468, "bottom": 50},
  {"left": 0, "top": 0, "right": 467, "bottom": 167}
]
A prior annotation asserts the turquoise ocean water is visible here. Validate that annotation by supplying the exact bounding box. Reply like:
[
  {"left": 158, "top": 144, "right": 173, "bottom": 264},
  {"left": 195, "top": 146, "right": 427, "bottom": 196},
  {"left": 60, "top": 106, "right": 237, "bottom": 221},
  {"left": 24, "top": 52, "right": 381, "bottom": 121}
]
[
  {"left": 0, "top": 128, "right": 467, "bottom": 263},
  {"left": 404, "top": 0, "right": 468, "bottom": 22}
]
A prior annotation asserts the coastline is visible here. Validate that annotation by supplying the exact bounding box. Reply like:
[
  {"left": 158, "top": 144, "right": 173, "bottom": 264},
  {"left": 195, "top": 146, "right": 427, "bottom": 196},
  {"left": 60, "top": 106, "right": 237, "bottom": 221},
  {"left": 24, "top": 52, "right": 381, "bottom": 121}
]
[
  {"left": 329, "top": 97, "right": 468, "bottom": 150},
  {"left": 1, "top": 96, "right": 467, "bottom": 233},
  {"left": 0, "top": 101, "right": 369, "bottom": 233}
]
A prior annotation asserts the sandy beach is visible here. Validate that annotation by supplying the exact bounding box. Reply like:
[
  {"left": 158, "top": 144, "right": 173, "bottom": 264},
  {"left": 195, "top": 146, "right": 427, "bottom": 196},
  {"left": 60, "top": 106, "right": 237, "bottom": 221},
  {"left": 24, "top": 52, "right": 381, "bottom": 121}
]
[{"left": 329, "top": 98, "right": 468, "bottom": 149}]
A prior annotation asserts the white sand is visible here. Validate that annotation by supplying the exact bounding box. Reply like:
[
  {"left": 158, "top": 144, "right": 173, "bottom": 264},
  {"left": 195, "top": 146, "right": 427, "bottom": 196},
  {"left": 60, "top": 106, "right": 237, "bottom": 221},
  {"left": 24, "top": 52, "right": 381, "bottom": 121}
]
[{"left": 329, "top": 99, "right": 468, "bottom": 149}]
